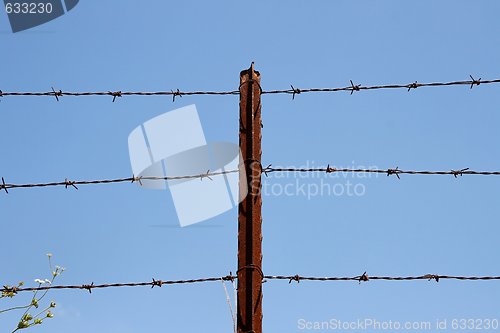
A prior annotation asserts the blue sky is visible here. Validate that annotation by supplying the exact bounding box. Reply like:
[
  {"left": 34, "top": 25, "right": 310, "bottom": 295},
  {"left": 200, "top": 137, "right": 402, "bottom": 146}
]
[{"left": 1, "top": 1, "right": 500, "bottom": 332}]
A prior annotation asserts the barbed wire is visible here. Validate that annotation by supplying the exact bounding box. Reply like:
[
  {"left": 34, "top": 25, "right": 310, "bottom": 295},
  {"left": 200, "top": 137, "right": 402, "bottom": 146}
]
[
  {"left": 1, "top": 276, "right": 237, "bottom": 294},
  {"left": 0, "top": 88, "right": 239, "bottom": 102},
  {"left": 2, "top": 166, "right": 499, "bottom": 193},
  {"left": 0, "top": 170, "right": 238, "bottom": 193},
  {"left": 267, "top": 274, "right": 500, "bottom": 283},
  {"left": 1, "top": 76, "right": 498, "bottom": 102},
  {"left": 262, "top": 166, "right": 500, "bottom": 179},
  {"left": 264, "top": 76, "right": 500, "bottom": 99},
  {"left": 3, "top": 273, "right": 500, "bottom": 294}
]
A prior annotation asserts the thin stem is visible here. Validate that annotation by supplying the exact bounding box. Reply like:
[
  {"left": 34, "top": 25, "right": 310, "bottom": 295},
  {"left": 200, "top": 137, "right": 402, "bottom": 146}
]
[
  {"left": 32, "top": 305, "right": 52, "bottom": 319},
  {"left": 0, "top": 305, "right": 31, "bottom": 314},
  {"left": 221, "top": 279, "right": 236, "bottom": 333}
]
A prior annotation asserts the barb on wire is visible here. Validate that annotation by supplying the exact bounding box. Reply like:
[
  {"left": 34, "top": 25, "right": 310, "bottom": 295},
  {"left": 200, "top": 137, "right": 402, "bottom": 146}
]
[
  {"left": 290, "top": 85, "right": 301, "bottom": 100},
  {"left": 2, "top": 76, "right": 500, "bottom": 100},
  {"left": 1, "top": 177, "right": 8, "bottom": 194},
  {"left": 325, "top": 164, "right": 335, "bottom": 173},
  {"left": 64, "top": 178, "right": 78, "bottom": 190},
  {"left": 387, "top": 167, "right": 401, "bottom": 179},
  {"left": 110, "top": 91, "right": 122, "bottom": 102},
  {"left": 289, "top": 274, "right": 301, "bottom": 284},
  {"left": 262, "top": 164, "right": 273, "bottom": 177},
  {"left": 131, "top": 174, "right": 143, "bottom": 186},
  {"left": 200, "top": 170, "right": 213, "bottom": 181},
  {"left": 51, "top": 87, "right": 62, "bottom": 101},
  {"left": 469, "top": 75, "right": 481, "bottom": 89},
  {"left": 358, "top": 272, "right": 369, "bottom": 284},
  {"left": 350, "top": 80, "right": 360, "bottom": 95},
  {"left": 3, "top": 273, "right": 500, "bottom": 294},
  {"left": 82, "top": 282, "right": 94, "bottom": 294},
  {"left": 407, "top": 81, "right": 418, "bottom": 92},
  {"left": 172, "top": 89, "right": 182, "bottom": 102},
  {"left": 151, "top": 278, "right": 163, "bottom": 288},
  {"left": 451, "top": 167, "right": 470, "bottom": 178}
]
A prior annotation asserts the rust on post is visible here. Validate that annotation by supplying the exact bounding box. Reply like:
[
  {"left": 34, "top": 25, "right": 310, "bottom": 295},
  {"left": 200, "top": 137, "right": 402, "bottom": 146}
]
[{"left": 237, "top": 63, "right": 263, "bottom": 333}]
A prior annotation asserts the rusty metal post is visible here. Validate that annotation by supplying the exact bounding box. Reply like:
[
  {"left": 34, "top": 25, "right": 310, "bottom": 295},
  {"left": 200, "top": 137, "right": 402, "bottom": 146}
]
[{"left": 237, "top": 63, "right": 263, "bottom": 333}]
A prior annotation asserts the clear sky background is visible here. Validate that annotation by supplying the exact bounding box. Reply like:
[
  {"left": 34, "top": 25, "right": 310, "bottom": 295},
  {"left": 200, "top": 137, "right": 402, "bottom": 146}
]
[{"left": 1, "top": 1, "right": 500, "bottom": 332}]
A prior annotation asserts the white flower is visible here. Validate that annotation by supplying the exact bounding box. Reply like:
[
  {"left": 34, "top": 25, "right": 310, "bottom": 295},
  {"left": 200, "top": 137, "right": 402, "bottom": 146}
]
[
  {"left": 34, "top": 279, "right": 46, "bottom": 284},
  {"left": 46, "top": 253, "right": 52, "bottom": 258},
  {"left": 44, "top": 279, "right": 52, "bottom": 284}
]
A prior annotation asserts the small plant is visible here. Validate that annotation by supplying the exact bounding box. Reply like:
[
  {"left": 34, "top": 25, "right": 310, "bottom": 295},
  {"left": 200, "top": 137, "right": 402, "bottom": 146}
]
[{"left": 1, "top": 253, "right": 64, "bottom": 332}]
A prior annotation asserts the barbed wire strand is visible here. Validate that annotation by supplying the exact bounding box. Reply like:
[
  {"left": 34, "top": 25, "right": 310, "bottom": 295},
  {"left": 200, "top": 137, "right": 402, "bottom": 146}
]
[
  {"left": 1, "top": 76, "right": 498, "bottom": 101},
  {"left": 267, "top": 274, "right": 500, "bottom": 283},
  {"left": 262, "top": 166, "right": 500, "bottom": 179},
  {"left": 1, "top": 276, "right": 236, "bottom": 294},
  {"left": 3, "top": 273, "right": 500, "bottom": 294},
  {"left": 221, "top": 277, "right": 237, "bottom": 333},
  {"left": 0, "top": 170, "right": 238, "bottom": 191},
  {"left": 1, "top": 166, "right": 499, "bottom": 193},
  {"left": 264, "top": 76, "right": 499, "bottom": 98},
  {"left": 0, "top": 90, "right": 239, "bottom": 100}
]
